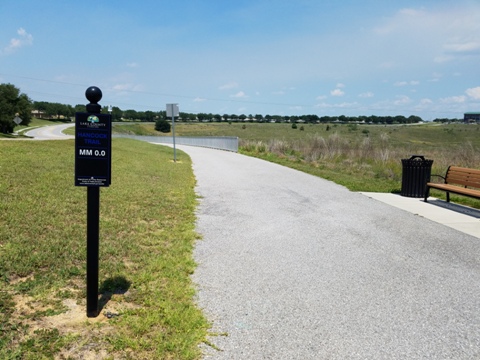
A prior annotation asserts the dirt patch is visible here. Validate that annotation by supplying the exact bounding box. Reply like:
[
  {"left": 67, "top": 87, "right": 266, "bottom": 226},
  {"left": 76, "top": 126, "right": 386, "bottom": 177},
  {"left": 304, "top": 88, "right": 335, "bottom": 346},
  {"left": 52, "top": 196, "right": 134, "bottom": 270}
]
[{"left": 10, "top": 290, "right": 140, "bottom": 359}]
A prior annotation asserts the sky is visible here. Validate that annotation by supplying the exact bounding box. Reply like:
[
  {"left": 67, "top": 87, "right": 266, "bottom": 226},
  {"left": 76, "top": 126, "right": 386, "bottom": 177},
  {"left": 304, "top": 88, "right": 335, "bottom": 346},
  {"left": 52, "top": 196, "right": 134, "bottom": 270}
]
[{"left": 1, "top": 0, "right": 480, "bottom": 120}]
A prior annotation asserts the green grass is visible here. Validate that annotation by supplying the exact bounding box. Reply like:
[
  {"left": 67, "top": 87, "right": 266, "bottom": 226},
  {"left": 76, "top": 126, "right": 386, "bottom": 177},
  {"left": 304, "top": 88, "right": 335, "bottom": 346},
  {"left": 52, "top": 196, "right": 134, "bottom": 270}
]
[
  {"left": 0, "top": 139, "right": 209, "bottom": 359},
  {"left": 113, "top": 121, "right": 480, "bottom": 148}
]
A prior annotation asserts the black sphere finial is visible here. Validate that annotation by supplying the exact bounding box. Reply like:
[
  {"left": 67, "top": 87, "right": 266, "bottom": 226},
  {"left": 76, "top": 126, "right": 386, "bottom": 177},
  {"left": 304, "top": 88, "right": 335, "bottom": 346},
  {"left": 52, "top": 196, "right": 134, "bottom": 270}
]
[
  {"left": 86, "top": 86, "right": 102, "bottom": 103},
  {"left": 85, "top": 86, "right": 102, "bottom": 113}
]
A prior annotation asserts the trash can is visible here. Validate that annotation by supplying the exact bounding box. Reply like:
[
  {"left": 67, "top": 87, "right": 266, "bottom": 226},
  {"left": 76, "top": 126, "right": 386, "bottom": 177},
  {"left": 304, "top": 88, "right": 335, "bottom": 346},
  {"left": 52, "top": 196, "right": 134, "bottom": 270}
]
[{"left": 401, "top": 155, "right": 433, "bottom": 197}]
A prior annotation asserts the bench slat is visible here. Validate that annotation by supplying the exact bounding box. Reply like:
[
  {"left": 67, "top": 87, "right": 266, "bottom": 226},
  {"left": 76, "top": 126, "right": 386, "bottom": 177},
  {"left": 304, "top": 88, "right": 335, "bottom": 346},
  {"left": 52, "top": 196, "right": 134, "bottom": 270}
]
[
  {"left": 425, "top": 165, "right": 480, "bottom": 202},
  {"left": 446, "top": 166, "right": 480, "bottom": 187},
  {"left": 427, "top": 183, "right": 480, "bottom": 197}
]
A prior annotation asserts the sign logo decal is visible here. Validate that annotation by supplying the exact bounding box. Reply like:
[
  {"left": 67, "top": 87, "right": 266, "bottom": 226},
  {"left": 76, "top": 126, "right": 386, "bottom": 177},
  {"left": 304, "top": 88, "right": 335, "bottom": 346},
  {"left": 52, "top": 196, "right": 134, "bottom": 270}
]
[{"left": 87, "top": 115, "right": 100, "bottom": 123}]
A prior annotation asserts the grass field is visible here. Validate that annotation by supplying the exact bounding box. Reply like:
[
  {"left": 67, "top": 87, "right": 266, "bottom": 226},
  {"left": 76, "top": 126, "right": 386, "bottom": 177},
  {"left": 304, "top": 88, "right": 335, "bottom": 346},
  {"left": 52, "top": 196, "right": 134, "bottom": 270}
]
[{"left": 0, "top": 139, "right": 209, "bottom": 359}]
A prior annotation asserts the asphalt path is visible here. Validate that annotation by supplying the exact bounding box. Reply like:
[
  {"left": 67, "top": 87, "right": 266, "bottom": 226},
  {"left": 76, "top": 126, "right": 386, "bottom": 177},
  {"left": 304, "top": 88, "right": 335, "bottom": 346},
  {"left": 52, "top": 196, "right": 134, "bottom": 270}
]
[
  {"left": 174, "top": 145, "right": 480, "bottom": 360},
  {"left": 24, "top": 123, "right": 74, "bottom": 140}
]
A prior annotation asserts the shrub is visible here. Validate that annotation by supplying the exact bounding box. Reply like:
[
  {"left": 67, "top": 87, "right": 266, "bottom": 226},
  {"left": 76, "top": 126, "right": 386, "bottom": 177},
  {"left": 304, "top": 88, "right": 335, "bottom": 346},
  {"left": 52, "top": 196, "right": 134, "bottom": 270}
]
[
  {"left": 155, "top": 119, "right": 171, "bottom": 133},
  {"left": 292, "top": 123, "right": 297, "bottom": 129}
]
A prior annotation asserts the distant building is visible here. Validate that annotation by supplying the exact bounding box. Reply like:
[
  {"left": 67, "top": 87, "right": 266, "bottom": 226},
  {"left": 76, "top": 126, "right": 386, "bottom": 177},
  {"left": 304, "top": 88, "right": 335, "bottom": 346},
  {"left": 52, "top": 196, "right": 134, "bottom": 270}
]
[
  {"left": 31, "top": 110, "right": 46, "bottom": 119},
  {"left": 464, "top": 112, "right": 480, "bottom": 124}
]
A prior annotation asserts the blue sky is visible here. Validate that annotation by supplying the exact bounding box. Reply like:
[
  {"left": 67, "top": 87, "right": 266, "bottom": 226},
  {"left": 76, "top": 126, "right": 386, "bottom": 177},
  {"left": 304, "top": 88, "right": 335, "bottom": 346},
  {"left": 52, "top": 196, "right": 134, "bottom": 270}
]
[{"left": 1, "top": 0, "right": 480, "bottom": 120}]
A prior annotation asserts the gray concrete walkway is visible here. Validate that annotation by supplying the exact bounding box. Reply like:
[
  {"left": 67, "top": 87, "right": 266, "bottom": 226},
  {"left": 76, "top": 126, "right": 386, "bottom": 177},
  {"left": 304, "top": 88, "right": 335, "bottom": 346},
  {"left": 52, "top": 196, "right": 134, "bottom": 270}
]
[
  {"left": 361, "top": 192, "right": 480, "bottom": 240},
  {"left": 175, "top": 145, "right": 480, "bottom": 360}
]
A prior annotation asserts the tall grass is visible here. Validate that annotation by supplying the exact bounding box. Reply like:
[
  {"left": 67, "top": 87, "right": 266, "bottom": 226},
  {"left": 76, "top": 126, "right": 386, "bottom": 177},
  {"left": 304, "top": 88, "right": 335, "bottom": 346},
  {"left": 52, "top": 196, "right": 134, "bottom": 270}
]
[{"left": 240, "top": 130, "right": 480, "bottom": 198}]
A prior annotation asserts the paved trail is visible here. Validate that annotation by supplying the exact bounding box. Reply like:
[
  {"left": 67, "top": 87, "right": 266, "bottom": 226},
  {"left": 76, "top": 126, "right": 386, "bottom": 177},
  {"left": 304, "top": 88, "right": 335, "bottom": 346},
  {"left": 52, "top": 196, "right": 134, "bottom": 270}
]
[
  {"left": 24, "top": 123, "right": 75, "bottom": 140},
  {"left": 176, "top": 145, "right": 480, "bottom": 360}
]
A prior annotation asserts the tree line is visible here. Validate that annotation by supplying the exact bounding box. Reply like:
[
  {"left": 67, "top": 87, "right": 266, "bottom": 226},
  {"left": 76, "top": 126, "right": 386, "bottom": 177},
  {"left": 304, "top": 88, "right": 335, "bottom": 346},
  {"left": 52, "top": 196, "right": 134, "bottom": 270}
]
[
  {"left": 30, "top": 103, "right": 430, "bottom": 125},
  {"left": 0, "top": 82, "right": 464, "bottom": 134}
]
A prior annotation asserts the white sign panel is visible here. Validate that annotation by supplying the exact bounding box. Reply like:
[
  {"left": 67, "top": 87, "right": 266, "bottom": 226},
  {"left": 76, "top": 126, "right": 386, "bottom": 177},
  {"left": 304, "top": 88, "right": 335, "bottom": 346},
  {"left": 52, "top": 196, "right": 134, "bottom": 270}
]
[{"left": 166, "top": 103, "right": 179, "bottom": 117}]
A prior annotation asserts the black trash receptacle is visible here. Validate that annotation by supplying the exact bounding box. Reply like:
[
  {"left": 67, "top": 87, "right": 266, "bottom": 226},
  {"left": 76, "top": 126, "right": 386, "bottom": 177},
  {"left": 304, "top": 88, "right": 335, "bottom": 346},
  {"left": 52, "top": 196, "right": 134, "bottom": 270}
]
[{"left": 401, "top": 155, "right": 433, "bottom": 197}]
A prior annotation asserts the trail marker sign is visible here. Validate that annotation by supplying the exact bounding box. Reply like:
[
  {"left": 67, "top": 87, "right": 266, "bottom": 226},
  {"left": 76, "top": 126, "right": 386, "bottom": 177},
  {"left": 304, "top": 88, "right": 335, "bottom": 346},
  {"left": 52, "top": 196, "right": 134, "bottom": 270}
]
[{"left": 75, "top": 112, "right": 112, "bottom": 187}]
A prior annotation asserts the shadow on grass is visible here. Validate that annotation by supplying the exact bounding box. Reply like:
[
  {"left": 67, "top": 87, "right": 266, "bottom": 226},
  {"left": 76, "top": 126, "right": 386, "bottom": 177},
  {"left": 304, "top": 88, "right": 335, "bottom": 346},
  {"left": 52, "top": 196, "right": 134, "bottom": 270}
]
[{"left": 98, "top": 276, "right": 131, "bottom": 311}]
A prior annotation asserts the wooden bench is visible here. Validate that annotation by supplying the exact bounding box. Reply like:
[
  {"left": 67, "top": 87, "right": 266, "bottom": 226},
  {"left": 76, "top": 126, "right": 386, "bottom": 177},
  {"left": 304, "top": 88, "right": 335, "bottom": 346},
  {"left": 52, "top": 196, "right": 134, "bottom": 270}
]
[{"left": 424, "top": 166, "right": 480, "bottom": 202}]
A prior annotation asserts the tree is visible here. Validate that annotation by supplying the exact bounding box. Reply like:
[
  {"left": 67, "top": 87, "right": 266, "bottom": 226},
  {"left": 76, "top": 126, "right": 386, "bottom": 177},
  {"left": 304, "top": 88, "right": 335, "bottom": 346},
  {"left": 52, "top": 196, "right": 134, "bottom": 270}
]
[
  {"left": 111, "top": 106, "right": 123, "bottom": 121},
  {"left": 0, "top": 83, "right": 32, "bottom": 134},
  {"left": 155, "top": 119, "right": 171, "bottom": 133}
]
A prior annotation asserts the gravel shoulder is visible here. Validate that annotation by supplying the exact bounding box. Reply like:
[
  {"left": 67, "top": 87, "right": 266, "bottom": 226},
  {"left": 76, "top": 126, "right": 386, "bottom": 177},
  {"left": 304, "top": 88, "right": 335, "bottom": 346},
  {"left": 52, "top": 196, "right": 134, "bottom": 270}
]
[{"left": 176, "top": 145, "right": 480, "bottom": 360}]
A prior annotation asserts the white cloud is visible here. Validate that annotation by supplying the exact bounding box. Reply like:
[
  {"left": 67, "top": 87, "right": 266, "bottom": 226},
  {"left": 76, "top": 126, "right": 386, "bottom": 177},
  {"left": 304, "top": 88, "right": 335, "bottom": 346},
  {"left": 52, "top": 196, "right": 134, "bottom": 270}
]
[
  {"left": 394, "top": 80, "right": 419, "bottom": 86},
  {"left": 314, "top": 101, "right": 358, "bottom": 109},
  {"left": 372, "top": 5, "right": 480, "bottom": 66},
  {"left": 440, "top": 95, "right": 466, "bottom": 103},
  {"left": 330, "top": 89, "right": 344, "bottom": 96},
  {"left": 444, "top": 41, "right": 480, "bottom": 53},
  {"left": 2, "top": 28, "right": 33, "bottom": 55},
  {"left": 316, "top": 95, "right": 327, "bottom": 100},
  {"left": 112, "top": 83, "right": 144, "bottom": 92},
  {"left": 272, "top": 90, "right": 285, "bottom": 95},
  {"left": 434, "top": 55, "right": 454, "bottom": 63},
  {"left": 127, "top": 62, "right": 139, "bottom": 68},
  {"left": 113, "top": 84, "right": 132, "bottom": 91},
  {"left": 230, "top": 91, "right": 248, "bottom": 98},
  {"left": 359, "top": 92, "right": 374, "bottom": 98},
  {"left": 420, "top": 98, "right": 433, "bottom": 105},
  {"left": 465, "top": 87, "right": 480, "bottom": 100},
  {"left": 219, "top": 81, "right": 238, "bottom": 90},
  {"left": 194, "top": 97, "right": 206, "bottom": 102},
  {"left": 380, "top": 61, "right": 395, "bottom": 69},
  {"left": 394, "top": 95, "right": 411, "bottom": 105},
  {"left": 336, "top": 83, "right": 345, "bottom": 88}
]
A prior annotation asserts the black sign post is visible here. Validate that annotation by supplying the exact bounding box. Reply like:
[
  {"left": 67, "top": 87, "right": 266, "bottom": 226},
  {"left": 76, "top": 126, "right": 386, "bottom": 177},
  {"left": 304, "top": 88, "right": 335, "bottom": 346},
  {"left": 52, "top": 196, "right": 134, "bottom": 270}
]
[{"left": 75, "top": 86, "right": 111, "bottom": 317}]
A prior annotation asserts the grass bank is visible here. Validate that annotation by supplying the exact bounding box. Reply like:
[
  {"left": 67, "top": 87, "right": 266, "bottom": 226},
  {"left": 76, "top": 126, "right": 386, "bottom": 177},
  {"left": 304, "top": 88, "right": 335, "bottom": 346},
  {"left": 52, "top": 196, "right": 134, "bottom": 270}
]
[{"left": 0, "top": 139, "right": 208, "bottom": 359}]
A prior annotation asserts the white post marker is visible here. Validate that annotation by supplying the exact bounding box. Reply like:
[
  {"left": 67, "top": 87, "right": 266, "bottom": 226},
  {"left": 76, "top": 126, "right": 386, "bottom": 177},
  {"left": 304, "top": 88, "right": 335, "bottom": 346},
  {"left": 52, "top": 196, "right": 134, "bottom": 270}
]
[{"left": 166, "top": 103, "right": 179, "bottom": 162}]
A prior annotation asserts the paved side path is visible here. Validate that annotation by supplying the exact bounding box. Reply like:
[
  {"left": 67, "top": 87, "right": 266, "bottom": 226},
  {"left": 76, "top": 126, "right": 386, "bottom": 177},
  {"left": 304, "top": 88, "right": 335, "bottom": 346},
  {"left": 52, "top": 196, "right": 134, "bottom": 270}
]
[
  {"left": 176, "top": 145, "right": 480, "bottom": 360},
  {"left": 24, "top": 123, "right": 75, "bottom": 140}
]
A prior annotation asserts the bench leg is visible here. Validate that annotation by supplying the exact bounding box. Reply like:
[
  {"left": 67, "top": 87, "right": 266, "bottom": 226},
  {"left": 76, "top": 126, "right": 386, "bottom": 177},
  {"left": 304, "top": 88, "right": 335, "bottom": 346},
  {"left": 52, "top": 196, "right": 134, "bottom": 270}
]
[
  {"left": 424, "top": 186, "right": 430, "bottom": 202},
  {"left": 446, "top": 192, "right": 450, "bottom": 202}
]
